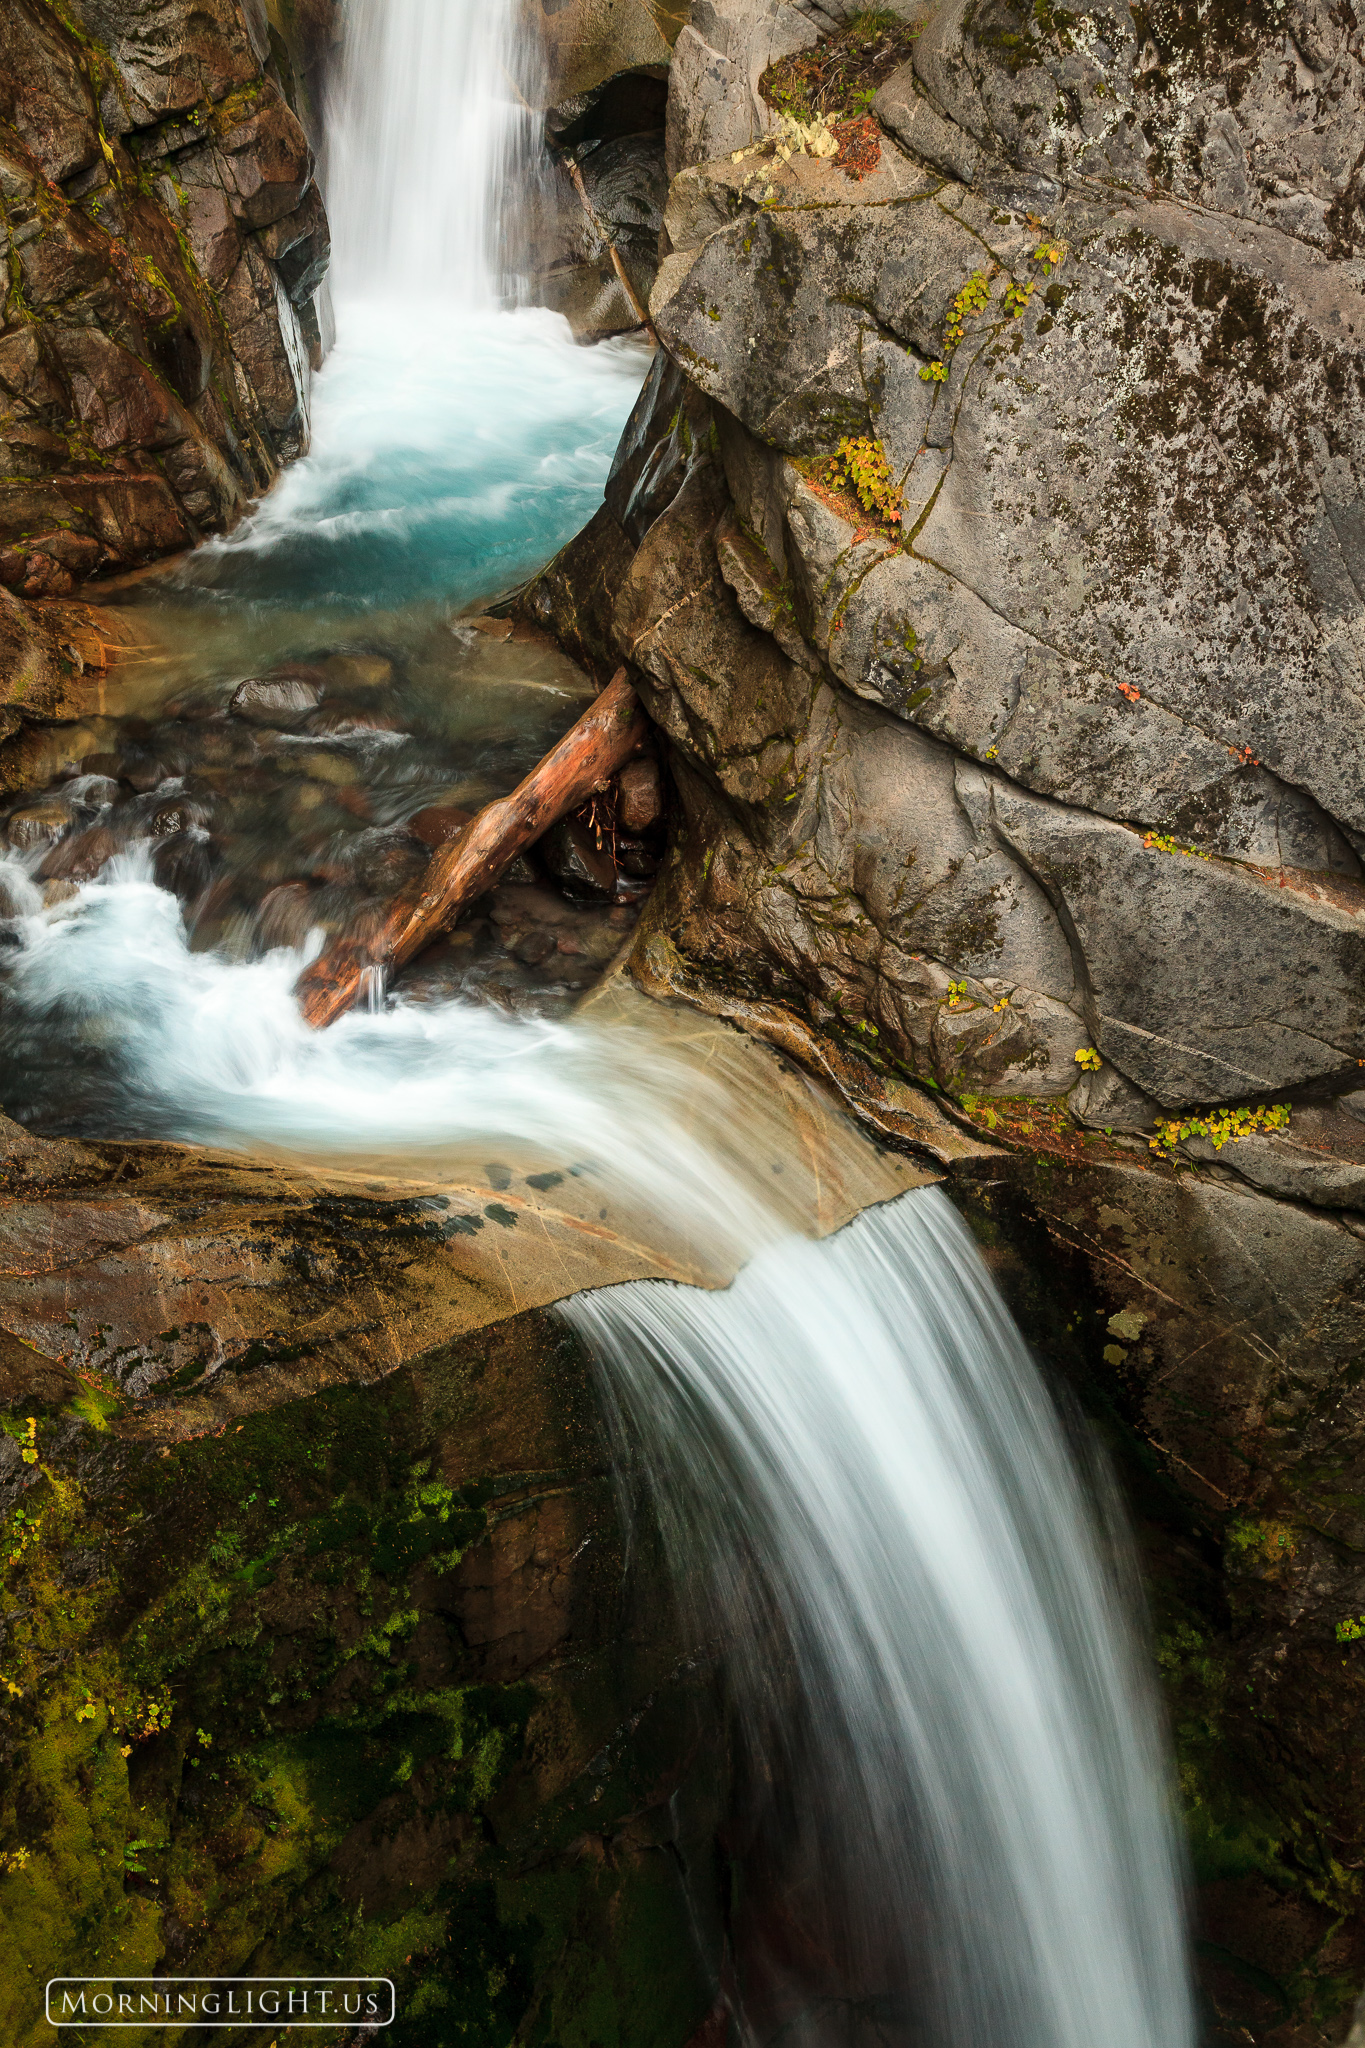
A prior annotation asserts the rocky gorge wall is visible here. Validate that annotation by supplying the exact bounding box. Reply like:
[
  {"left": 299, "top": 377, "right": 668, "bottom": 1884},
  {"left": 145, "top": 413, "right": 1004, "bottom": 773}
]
[
  {"left": 514, "top": 1, "right": 1365, "bottom": 2040},
  {"left": 0, "top": 0, "right": 332, "bottom": 602},
  {"left": 0, "top": 1118, "right": 727, "bottom": 2048}
]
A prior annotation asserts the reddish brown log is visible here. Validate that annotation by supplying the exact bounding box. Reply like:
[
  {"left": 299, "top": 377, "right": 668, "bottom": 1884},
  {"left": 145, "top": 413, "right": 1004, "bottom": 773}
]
[{"left": 296, "top": 667, "right": 646, "bottom": 1028}]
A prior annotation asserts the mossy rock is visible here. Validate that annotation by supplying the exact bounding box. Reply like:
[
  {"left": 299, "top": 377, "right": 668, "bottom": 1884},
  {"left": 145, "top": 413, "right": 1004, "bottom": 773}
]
[{"left": 0, "top": 1303, "right": 722, "bottom": 2046}]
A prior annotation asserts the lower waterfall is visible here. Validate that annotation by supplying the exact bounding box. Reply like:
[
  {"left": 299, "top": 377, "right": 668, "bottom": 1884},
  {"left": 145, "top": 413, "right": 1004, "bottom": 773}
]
[
  {"left": 567, "top": 1196, "right": 1195, "bottom": 2046},
  {"left": 0, "top": 844, "right": 1197, "bottom": 2040}
]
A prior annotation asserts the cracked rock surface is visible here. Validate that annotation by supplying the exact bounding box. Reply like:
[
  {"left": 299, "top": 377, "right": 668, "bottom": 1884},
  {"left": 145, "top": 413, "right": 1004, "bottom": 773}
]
[
  {"left": 0, "top": 0, "right": 330, "bottom": 598},
  {"left": 608, "top": 2, "right": 1365, "bottom": 1123}
]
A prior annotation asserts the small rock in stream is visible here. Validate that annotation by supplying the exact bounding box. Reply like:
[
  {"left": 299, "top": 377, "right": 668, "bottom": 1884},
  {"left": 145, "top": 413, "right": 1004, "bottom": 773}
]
[
  {"left": 62, "top": 773, "right": 122, "bottom": 811},
  {"left": 616, "top": 755, "right": 662, "bottom": 832},
  {"left": 5, "top": 796, "right": 77, "bottom": 851},
  {"left": 319, "top": 652, "right": 394, "bottom": 692},
  {"left": 152, "top": 833, "right": 213, "bottom": 901},
  {"left": 36, "top": 824, "right": 121, "bottom": 883},
  {"left": 230, "top": 674, "right": 323, "bottom": 724},
  {"left": 257, "top": 882, "right": 320, "bottom": 950},
  {"left": 541, "top": 814, "right": 617, "bottom": 897},
  {"left": 311, "top": 827, "right": 427, "bottom": 895},
  {"left": 408, "top": 802, "right": 475, "bottom": 847}
]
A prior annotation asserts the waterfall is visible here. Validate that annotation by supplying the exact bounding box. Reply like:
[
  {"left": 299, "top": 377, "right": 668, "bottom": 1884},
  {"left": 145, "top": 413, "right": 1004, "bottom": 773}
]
[
  {"left": 173, "top": 0, "right": 645, "bottom": 612},
  {"left": 566, "top": 1194, "right": 1196, "bottom": 2047},
  {"left": 325, "top": 0, "right": 537, "bottom": 304}
]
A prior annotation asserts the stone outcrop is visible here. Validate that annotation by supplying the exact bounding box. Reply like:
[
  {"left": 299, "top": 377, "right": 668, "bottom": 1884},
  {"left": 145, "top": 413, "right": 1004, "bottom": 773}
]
[
  {"left": 0, "top": 0, "right": 330, "bottom": 597},
  {"left": 510, "top": 0, "right": 1365, "bottom": 2034},
  {"left": 0, "top": 1106, "right": 725, "bottom": 2046}
]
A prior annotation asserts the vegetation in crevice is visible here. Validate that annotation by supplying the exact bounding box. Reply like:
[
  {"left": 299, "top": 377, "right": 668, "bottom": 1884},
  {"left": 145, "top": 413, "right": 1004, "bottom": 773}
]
[{"left": 760, "top": 11, "right": 925, "bottom": 124}]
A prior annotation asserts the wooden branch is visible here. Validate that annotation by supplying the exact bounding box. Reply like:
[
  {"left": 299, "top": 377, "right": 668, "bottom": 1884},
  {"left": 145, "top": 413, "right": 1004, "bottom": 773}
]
[{"left": 296, "top": 668, "right": 646, "bottom": 1028}]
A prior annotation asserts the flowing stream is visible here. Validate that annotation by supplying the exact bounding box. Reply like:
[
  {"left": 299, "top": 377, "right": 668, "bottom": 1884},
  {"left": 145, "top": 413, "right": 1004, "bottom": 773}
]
[{"left": 0, "top": 0, "right": 1197, "bottom": 2039}]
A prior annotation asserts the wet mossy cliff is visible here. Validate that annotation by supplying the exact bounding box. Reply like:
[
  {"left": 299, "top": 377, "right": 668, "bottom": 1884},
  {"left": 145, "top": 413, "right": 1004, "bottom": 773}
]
[
  {"left": 517, "top": 0, "right": 1365, "bottom": 2040},
  {"left": 0, "top": 1114, "right": 724, "bottom": 2046}
]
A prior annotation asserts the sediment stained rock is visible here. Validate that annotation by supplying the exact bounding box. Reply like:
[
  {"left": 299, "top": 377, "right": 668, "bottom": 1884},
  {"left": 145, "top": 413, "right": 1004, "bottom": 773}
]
[{"left": 0, "top": 0, "right": 330, "bottom": 598}]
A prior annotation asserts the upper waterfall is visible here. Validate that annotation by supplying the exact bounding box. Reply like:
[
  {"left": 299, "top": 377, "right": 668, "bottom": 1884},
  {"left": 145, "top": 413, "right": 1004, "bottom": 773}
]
[{"left": 325, "top": 0, "right": 536, "bottom": 304}]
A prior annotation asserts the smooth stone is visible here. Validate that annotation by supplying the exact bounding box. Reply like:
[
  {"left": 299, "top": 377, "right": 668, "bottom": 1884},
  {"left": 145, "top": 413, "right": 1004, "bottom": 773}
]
[
  {"left": 6, "top": 796, "right": 76, "bottom": 850},
  {"left": 616, "top": 755, "right": 662, "bottom": 832},
  {"left": 408, "top": 803, "right": 475, "bottom": 848},
  {"left": 229, "top": 674, "right": 323, "bottom": 724}
]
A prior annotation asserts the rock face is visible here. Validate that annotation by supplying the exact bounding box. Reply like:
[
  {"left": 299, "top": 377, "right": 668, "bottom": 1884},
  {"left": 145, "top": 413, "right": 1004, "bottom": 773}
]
[
  {"left": 525, "top": 61, "right": 674, "bottom": 339},
  {"left": 633, "top": 132, "right": 1365, "bottom": 1118},
  {"left": 0, "top": 0, "right": 330, "bottom": 596},
  {"left": 511, "top": 0, "right": 1365, "bottom": 2034}
]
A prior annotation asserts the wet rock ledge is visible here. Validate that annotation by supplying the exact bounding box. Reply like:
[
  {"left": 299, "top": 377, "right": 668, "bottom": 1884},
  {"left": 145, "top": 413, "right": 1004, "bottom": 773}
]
[{"left": 0, "top": 1111, "right": 725, "bottom": 2046}]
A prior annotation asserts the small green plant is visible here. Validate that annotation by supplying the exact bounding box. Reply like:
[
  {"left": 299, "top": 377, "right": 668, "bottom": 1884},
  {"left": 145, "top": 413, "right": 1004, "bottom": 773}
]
[
  {"left": 74, "top": 1693, "right": 98, "bottom": 1724},
  {"left": 1074, "top": 1047, "right": 1102, "bottom": 1072},
  {"left": 109, "top": 1687, "right": 173, "bottom": 1743},
  {"left": 18, "top": 1417, "right": 37, "bottom": 1465},
  {"left": 1339, "top": 1615, "right": 1365, "bottom": 1643},
  {"left": 920, "top": 236, "right": 1066, "bottom": 380},
  {"left": 1150, "top": 1102, "right": 1290, "bottom": 1155},
  {"left": 825, "top": 436, "right": 903, "bottom": 526},
  {"left": 4, "top": 1505, "right": 41, "bottom": 1571},
  {"left": 919, "top": 269, "right": 993, "bottom": 381},
  {"left": 1227, "top": 1517, "right": 1297, "bottom": 1568},
  {"left": 945, "top": 979, "right": 969, "bottom": 1004},
  {"left": 1143, "top": 831, "right": 1210, "bottom": 859}
]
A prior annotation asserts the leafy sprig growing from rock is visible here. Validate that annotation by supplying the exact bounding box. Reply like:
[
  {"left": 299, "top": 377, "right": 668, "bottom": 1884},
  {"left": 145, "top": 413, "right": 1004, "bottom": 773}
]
[
  {"left": 1143, "top": 831, "right": 1210, "bottom": 858},
  {"left": 920, "top": 270, "right": 993, "bottom": 382},
  {"left": 919, "top": 237, "right": 1068, "bottom": 382},
  {"left": 825, "top": 436, "right": 904, "bottom": 526},
  {"left": 1149, "top": 1102, "right": 1290, "bottom": 1155}
]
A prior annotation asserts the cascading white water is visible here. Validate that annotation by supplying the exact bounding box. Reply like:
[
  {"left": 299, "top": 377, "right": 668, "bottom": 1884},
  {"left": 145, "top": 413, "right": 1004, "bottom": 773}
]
[
  {"left": 566, "top": 1197, "right": 1197, "bottom": 2047},
  {"left": 172, "top": 0, "right": 646, "bottom": 614},
  {"left": 326, "top": 0, "right": 534, "bottom": 303}
]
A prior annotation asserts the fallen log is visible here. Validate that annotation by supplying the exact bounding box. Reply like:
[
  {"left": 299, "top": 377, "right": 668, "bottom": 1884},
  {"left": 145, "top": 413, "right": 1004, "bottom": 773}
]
[{"left": 295, "top": 667, "right": 647, "bottom": 1028}]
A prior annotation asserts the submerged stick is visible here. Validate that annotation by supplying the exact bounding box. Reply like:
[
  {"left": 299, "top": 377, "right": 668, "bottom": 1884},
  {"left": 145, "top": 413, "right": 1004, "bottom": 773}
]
[{"left": 296, "top": 667, "right": 646, "bottom": 1028}]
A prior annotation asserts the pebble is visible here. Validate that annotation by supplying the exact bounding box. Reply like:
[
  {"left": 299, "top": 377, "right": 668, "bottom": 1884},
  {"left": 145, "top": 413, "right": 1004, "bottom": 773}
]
[
  {"left": 320, "top": 653, "right": 393, "bottom": 692},
  {"left": 408, "top": 803, "right": 475, "bottom": 848}
]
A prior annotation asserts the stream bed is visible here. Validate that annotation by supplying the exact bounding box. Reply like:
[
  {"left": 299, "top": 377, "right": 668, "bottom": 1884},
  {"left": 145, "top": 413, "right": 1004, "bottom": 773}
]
[{"left": 0, "top": 300, "right": 652, "bottom": 1143}]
